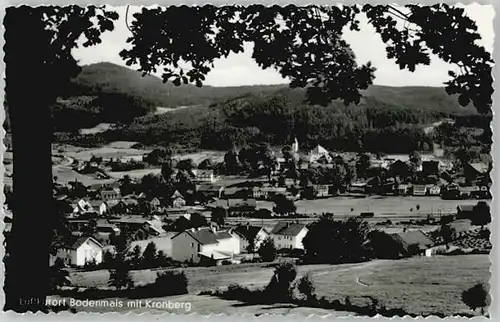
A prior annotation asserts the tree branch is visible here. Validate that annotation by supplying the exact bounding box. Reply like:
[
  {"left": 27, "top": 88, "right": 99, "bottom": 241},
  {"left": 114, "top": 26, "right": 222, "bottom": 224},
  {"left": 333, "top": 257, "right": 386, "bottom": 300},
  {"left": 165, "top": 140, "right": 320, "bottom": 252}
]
[{"left": 125, "top": 5, "right": 132, "bottom": 32}]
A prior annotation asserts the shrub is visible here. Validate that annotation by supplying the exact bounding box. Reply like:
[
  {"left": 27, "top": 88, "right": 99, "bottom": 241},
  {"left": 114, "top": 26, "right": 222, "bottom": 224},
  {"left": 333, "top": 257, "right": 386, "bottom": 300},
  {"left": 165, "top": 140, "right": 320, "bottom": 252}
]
[
  {"left": 258, "top": 237, "right": 277, "bottom": 262},
  {"left": 295, "top": 273, "right": 316, "bottom": 303},
  {"left": 147, "top": 271, "right": 188, "bottom": 297},
  {"left": 462, "top": 283, "right": 490, "bottom": 315},
  {"left": 108, "top": 268, "right": 134, "bottom": 291},
  {"left": 265, "top": 262, "right": 297, "bottom": 302}
]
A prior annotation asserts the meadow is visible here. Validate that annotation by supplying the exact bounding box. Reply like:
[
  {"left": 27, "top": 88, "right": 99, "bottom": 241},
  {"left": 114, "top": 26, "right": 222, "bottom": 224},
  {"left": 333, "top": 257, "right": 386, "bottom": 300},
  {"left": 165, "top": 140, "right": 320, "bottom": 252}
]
[{"left": 68, "top": 255, "right": 489, "bottom": 316}]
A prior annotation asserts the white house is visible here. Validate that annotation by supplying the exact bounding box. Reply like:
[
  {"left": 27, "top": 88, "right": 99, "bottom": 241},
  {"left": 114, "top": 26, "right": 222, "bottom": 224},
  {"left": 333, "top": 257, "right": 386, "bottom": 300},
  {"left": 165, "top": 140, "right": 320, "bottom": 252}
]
[
  {"left": 412, "top": 185, "right": 427, "bottom": 196},
  {"left": 89, "top": 200, "right": 108, "bottom": 215},
  {"left": 233, "top": 224, "right": 269, "bottom": 253},
  {"left": 100, "top": 188, "right": 121, "bottom": 201},
  {"left": 314, "top": 184, "right": 329, "bottom": 197},
  {"left": 53, "top": 236, "right": 103, "bottom": 267},
  {"left": 171, "top": 190, "right": 186, "bottom": 208},
  {"left": 72, "top": 199, "right": 94, "bottom": 215},
  {"left": 427, "top": 185, "right": 441, "bottom": 196},
  {"left": 270, "top": 222, "right": 308, "bottom": 250},
  {"left": 397, "top": 184, "right": 410, "bottom": 196},
  {"left": 309, "top": 144, "right": 332, "bottom": 164},
  {"left": 252, "top": 186, "right": 286, "bottom": 200},
  {"left": 349, "top": 182, "right": 367, "bottom": 194},
  {"left": 171, "top": 227, "right": 240, "bottom": 264},
  {"left": 192, "top": 169, "right": 216, "bottom": 183}
]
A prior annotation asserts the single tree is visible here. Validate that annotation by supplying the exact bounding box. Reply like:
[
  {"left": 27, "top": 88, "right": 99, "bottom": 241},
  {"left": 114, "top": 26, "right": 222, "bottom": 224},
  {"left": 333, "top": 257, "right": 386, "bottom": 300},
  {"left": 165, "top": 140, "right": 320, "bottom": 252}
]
[
  {"left": 190, "top": 213, "right": 208, "bottom": 228},
  {"left": 273, "top": 194, "right": 297, "bottom": 215},
  {"left": 461, "top": 283, "right": 490, "bottom": 315},
  {"left": 472, "top": 201, "right": 491, "bottom": 226},
  {"left": 265, "top": 262, "right": 297, "bottom": 302},
  {"left": 296, "top": 273, "right": 316, "bottom": 303},
  {"left": 211, "top": 207, "right": 227, "bottom": 226},
  {"left": 129, "top": 245, "right": 142, "bottom": 266},
  {"left": 108, "top": 268, "right": 134, "bottom": 291},
  {"left": 258, "top": 237, "right": 277, "bottom": 262},
  {"left": 141, "top": 242, "right": 158, "bottom": 268}
]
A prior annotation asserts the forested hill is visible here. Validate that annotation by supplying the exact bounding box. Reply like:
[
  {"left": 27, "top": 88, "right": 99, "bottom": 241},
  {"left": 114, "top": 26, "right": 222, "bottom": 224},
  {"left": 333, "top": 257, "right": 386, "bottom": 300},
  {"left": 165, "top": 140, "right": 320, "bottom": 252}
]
[
  {"left": 71, "top": 62, "right": 474, "bottom": 113},
  {"left": 29, "top": 61, "right": 476, "bottom": 136},
  {"left": 67, "top": 62, "right": 286, "bottom": 108}
]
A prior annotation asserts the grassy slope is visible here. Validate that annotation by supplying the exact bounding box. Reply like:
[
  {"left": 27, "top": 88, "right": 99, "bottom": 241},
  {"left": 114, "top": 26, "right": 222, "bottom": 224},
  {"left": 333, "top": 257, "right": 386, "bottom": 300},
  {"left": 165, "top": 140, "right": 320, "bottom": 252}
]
[{"left": 69, "top": 254, "right": 489, "bottom": 315}]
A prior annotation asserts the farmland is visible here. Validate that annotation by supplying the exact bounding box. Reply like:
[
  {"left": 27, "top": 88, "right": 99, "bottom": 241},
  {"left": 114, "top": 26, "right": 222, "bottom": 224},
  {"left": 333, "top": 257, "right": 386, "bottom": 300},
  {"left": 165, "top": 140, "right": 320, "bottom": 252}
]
[{"left": 67, "top": 254, "right": 489, "bottom": 316}]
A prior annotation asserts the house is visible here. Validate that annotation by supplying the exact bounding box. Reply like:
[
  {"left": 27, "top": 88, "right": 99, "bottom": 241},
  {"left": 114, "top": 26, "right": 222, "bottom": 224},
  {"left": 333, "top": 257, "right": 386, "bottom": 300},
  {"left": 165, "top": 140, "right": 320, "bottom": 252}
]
[
  {"left": 438, "top": 160, "right": 454, "bottom": 172},
  {"left": 459, "top": 186, "right": 476, "bottom": 199},
  {"left": 309, "top": 144, "right": 332, "bottom": 163},
  {"left": 270, "top": 222, "right": 308, "bottom": 250},
  {"left": 412, "top": 184, "right": 427, "bottom": 196},
  {"left": 149, "top": 197, "right": 161, "bottom": 210},
  {"left": 427, "top": 185, "right": 441, "bottom": 196},
  {"left": 390, "top": 230, "right": 434, "bottom": 257},
  {"left": 349, "top": 182, "right": 367, "bottom": 194},
  {"left": 171, "top": 227, "right": 240, "bottom": 264},
  {"left": 314, "top": 184, "right": 329, "bottom": 198},
  {"left": 370, "top": 159, "right": 391, "bottom": 170},
  {"left": 233, "top": 224, "right": 269, "bottom": 253},
  {"left": 171, "top": 190, "right": 186, "bottom": 208},
  {"left": 464, "top": 162, "right": 490, "bottom": 182},
  {"left": 52, "top": 236, "right": 103, "bottom": 267},
  {"left": 88, "top": 200, "right": 108, "bottom": 215},
  {"left": 252, "top": 186, "right": 286, "bottom": 200},
  {"left": 228, "top": 199, "right": 257, "bottom": 216},
  {"left": 95, "top": 220, "right": 120, "bottom": 235},
  {"left": 217, "top": 198, "right": 257, "bottom": 216},
  {"left": 471, "top": 186, "right": 491, "bottom": 199},
  {"left": 192, "top": 169, "right": 216, "bottom": 183},
  {"left": 109, "top": 215, "right": 147, "bottom": 230},
  {"left": 72, "top": 199, "right": 96, "bottom": 215},
  {"left": 100, "top": 188, "right": 121, "bottom": 201},
  {"left": 196, "top": 184, "right": 224, "bottom": 200},
  {"left": 144, "top": 217, "right": 168, "bottom": 237},
  {"left": 252, "top": 186, "right": 267, "bottom": 200},
  {"left": 129, "top": 233, "right": 177, "bottom": 258}
]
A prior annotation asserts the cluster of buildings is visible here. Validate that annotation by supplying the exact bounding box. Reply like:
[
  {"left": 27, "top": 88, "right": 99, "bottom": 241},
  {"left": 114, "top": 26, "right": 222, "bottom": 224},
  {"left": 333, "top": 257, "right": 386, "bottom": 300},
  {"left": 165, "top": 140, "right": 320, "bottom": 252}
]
[
  {"left": 41, "top": 138, "right": 492, "bottom": 268},
  {"left": 51, "top": 218, "right": 309, "bottom": 267}
]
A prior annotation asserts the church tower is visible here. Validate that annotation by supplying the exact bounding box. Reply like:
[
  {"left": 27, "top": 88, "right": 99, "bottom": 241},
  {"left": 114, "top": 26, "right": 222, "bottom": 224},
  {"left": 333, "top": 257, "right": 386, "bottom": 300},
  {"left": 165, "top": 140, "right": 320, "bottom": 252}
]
[{"left": 291, "top": 137, "right": 299, "bottom": 154}]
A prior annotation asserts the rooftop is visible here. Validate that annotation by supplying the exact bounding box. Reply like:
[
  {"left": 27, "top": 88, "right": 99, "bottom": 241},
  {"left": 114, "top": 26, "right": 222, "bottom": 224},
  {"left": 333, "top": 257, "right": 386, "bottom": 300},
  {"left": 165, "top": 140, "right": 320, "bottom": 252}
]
[{"left": 271, "top": 222, "right": 307, "bottom": 236}]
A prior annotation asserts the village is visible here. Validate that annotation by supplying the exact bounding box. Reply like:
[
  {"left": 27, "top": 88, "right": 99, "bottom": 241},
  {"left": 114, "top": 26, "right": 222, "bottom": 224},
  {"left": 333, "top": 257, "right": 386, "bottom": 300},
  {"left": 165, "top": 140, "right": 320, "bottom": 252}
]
[{"left": 3, "top": 134, "right": 491, "bottom": 270}]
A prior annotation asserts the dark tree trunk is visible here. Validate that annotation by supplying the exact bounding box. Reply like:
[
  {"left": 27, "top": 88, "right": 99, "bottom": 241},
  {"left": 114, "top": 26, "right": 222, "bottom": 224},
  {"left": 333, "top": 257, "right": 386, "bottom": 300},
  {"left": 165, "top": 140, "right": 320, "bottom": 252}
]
[{"left": 4, "top": 7, "right": 55, "bottom": 312}]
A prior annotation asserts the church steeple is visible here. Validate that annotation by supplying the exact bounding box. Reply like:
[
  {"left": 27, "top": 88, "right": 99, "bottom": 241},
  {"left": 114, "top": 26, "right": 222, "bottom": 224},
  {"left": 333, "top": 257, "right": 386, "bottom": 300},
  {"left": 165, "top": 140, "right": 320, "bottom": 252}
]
[{"left": 292, "top": 137, "right": 299, "bottom": 154}]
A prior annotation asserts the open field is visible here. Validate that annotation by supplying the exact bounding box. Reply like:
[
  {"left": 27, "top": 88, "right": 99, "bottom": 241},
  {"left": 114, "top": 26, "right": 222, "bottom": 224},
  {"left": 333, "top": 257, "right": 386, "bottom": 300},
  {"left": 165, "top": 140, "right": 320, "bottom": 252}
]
[
  {"left": 174, "top": 150, "right": 225, "bottom": 164},
  {"left": 79, "top": 123, "right": 114, "bottom": 135},
  {"left": 258, "top": 196, "right": 490, "bottom": 217},
  {"left": 108, "top": 168, "right": 162, "bottom": 180},
  {"left": 53, "top": 141, "right": 150, "bottom": 161},
  {"left": 155, "top": 105, "right": 196, "bottom": 115},
  {"left": 68, "top": 255, "right": 489, "bottom": 316},
  {"left": 53, "top": 166, "right": 116, "bottom": 186}
]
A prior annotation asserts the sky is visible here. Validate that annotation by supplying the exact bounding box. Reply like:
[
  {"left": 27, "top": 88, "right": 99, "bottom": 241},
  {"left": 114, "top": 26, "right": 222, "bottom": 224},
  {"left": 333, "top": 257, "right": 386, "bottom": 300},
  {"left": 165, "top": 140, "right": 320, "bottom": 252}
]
[{"left": 72, "top": 4, "right": 495, "bottom": 87}]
